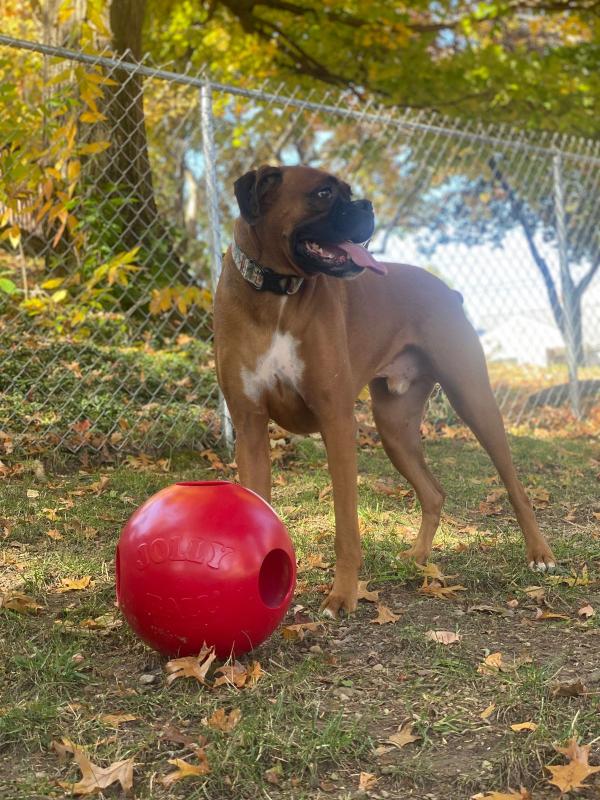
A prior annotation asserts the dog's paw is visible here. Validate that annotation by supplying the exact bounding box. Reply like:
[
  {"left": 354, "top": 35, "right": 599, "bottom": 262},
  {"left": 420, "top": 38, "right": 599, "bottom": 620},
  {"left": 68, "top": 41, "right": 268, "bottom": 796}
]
[
  {"left": 398, "top": 545, "right": 429, "bottom": 565},
  {"left": 527, "top": 541, "right": 556, "bottom": 573},
  {"left": 320, "top": 589, "right": 357, "bottom": 619}
]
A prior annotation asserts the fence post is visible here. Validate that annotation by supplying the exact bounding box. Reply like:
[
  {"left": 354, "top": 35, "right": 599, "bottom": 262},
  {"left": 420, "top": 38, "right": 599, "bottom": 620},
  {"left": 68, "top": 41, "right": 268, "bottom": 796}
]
[
  {"left": 200, "top": 81, "right": 234, "bottom": 452},
  {"left": 552, "top": 151, "right": 581, "bottom": 419}
]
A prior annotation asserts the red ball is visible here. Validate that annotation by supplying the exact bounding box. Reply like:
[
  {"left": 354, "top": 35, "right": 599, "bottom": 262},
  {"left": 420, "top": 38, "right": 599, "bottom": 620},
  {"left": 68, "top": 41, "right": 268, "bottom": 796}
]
[{"left": 115, "top": 481, "right": 296, "bottom": 658}]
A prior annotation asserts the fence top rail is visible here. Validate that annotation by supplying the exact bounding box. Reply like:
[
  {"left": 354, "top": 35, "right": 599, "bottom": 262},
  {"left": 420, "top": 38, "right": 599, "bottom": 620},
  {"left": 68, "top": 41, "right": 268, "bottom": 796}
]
[{"left": 2, "top": 33, "right": 600, "bottom": 167}]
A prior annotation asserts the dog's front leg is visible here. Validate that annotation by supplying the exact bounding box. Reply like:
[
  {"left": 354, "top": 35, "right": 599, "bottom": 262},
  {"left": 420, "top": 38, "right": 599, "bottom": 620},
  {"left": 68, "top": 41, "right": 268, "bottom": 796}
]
[
  {"left": 320, "top": 415, "right": 362, "bottom": 617},
  {"left": 234, "top": 410, "right": 272, "bottom": 504}
]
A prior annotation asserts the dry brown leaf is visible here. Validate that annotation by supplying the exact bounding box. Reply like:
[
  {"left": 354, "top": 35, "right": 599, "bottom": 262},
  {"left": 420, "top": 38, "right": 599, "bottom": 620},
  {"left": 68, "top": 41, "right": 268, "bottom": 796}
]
[
  {"left": 357, "top": 580, "right": 380, "bottom": 603},
  {"left": 246, "top": 660, "right": 264, "bottom": 686},
  {"left": 479, "top": 703, "right": 496, "bottom": 720},
  {"left": 425, "top": 630, "right": 462, "bottom": 645},
  {"left": 534, "top": 608, "right": 570, "bottom": 621},
  {"left": 551, "top": 679, "right": 588, "bottom": 698},
  {"left": 419, "top": 582, "right": 467, "bottom": 600},
  {"left": 0, "top": 591, "right": 42, "bottom": 614},
  {"left": 528, "top": 487, "right": 550, "bottom": 508},
  {"left": 523, "top": 585, "right": 546, "bottom": 603},
  {"left": 371, "top": 604, "right": 401, "bottom": 625},
  {"left": 578, "top": 604, "right": 595, "bottom": 619},
  {"left": 416, "top": 562, "right": 451, "bottom": 583},
  {"left": 510, "top": 721, "right": 538, "bottom": 732},
  {"left": 281, "top": 622, "right": 323, "bottom": 641},
  {"left": 204, "top": 708, "right": 241, "bottom": 732},
  {"left": 318, "top": 484, "right": 332, "bottom": 500},
  {"left": 165, "top": 645, "right": 216, "bottom": 685},
  {"left": 26, "top": 488, "right": 40, "bottom": 499},
  {"left": 47, "top": 528, "right": 63, "bottom": 540},
  {"left": 477, "top": 652, "right": 505, "bottom": 674},
  {"left": 79, "top": 613, "right": 122, "bottom": 631},
  {"left": 299, "top": 553, "right": 332, "bottom": 572},
  {"left": 55, "top": 738, "right": 134, "bottom": 795},
  {"left": 160, "top": 750, "right": 210, "bottom": 786},
  {"left": 213, "top": 661, "right": 248, "bottom": 688},
  {"left": 358, "top": 771, "right": 378, "bottom": 790},
  {"left": 547, "top": 737, "right": 600, "bottom": 793},
  {"left": 387, "top": 722, "right": 421, "bottom": 749},
  {"left": 55, "top": 576, "right": 92, "bottom": 593},
  {"left": 98, "top": 713, "right": 137, "bottom": 727}
]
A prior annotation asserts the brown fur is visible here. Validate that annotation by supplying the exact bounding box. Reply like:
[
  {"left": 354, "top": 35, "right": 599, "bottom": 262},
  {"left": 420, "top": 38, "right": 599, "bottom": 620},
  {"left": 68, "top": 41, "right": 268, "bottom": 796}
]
[{"left": 214, "top": 165, "right": 555, "bottom": 616}]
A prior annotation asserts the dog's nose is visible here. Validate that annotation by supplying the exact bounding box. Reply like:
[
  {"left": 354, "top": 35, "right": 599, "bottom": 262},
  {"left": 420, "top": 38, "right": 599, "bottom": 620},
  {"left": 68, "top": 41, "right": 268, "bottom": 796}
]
[{"left": 354, "top": 199, "right": 373, "bottom": 213}]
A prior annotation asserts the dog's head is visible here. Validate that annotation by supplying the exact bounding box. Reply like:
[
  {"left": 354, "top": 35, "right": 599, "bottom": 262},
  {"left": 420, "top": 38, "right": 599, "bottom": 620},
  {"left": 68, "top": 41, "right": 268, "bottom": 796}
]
[{"left": 233, "top": 165, "right": 385, "bottom": 278}]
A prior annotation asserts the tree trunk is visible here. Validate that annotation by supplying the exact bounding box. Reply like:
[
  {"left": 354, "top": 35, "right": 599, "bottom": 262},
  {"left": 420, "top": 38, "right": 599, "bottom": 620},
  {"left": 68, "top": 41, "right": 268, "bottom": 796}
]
[{"left": 106, "top": 0, "right": 159, "bottom": 247}]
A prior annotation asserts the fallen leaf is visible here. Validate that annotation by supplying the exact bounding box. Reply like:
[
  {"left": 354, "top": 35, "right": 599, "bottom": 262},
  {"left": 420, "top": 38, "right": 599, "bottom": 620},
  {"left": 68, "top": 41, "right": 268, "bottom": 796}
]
[
  {"left": 55, "top": 576, "right": 92, "bottom": 593},
  {"left": 478, "top": 652, "right": 505, "bottom": 674},
  {"left": 546, "top": 737, "right": 600, "bottom": 793},
  {"left": 79, "top": 613, "right": 122, "bottom": 631},
  {"left": 416, "top": 563, "right": 453, "bottom": 583},
  {"left": 528, "top": 487, "right": 550, "bottom": 508},
  {"left": 546, "top": 567, "right": 590, "bottom": 587},
  {"left": 47, "top": 529, "right": 63, "bottom": 540},
  {"left": 524, "top": 586, "right": 546, "bottom": 603},
  {"left": 419, "top": 582, "right": 467, "bottom": 600},
  {"left": 281, "top": 621, "right": 323, "bottom": 641},
  {"left": 357, "top": 580, "right": 380, "bottom": 603},
  {"left": 55, "top": 738, "right": 134, "bottom": 795},
  {"left": 387, "top": 722, "right": 421, "bottom": 749},
  {"left": 213, "top": 661, "right": 248, "bottom": 688},
  {"left": 534, "top": 608, "right": 570, "bottom": 621},
  {"left": 425, "top": 630, "right": 462, "bottom": 645},
  {"left": 480, "top": 703, "right": 496, "bottom": 720},
  {"left": 578, "top": 604, "right": 595, "bottom": 619},
  {"left": 160, "top": 750, "right": 210, "bottom": 786},
  {"left": 359, "top": 771, "right": 378, "bottom": 790},
  {"left": 506, "top": 599, "right": 519, "bottom": 608},
  {"left": 99, "top": 713, "right": 137, "bottom": 727},
  {"left": 26, "top": 488, "right": 39, "bottom": 499},
  {"left": 510, "top": 721, "right": 538, "bottom": 732},
  {"left": 204, "top": 708, "right": 241, "bottom": 732},
  {"left": 318, "top": 484, "right": 332, "bottom": 500},
  {"left": 165, "top": 645, "right": 216, "bottom": 685},
  {"left": 371, "top": 604, "right": 401, "bottom": 624},
  {"left": 298, "top": 553, "right": 331, "bottom": 572},
  {"left": 551, "top": 679, "right": 588, "bottom": 698},
  {"left": 0, "top": 591, "right": 42, "bottom": 614}
]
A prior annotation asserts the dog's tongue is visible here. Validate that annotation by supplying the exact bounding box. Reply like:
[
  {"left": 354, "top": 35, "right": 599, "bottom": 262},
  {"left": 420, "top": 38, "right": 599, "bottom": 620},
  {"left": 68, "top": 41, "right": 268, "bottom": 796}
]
[{"left": 338, "top": 242, "right": 387, "bottom": 275}]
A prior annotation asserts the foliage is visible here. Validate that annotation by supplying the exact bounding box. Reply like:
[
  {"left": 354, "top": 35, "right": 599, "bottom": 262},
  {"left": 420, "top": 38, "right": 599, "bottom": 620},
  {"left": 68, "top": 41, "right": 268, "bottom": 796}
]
[{"left": 145, "top": 0, "right": 600, "bottom": 136}]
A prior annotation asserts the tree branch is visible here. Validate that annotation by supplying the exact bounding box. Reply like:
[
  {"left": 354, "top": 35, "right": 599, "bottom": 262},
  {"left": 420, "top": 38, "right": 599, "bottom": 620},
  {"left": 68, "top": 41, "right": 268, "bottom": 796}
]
[
  {"left": 575, "top": 256, "right": 600, "bottom": 298},
  {"left": 488, "top": 157, "right": 565, "bottom": 332}
]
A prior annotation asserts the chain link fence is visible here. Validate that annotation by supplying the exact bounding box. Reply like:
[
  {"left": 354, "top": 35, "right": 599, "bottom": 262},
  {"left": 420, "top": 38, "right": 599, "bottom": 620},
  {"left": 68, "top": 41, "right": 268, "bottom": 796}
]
[{"left": 1, "top": 36, "right": 599, "bottom": 458}]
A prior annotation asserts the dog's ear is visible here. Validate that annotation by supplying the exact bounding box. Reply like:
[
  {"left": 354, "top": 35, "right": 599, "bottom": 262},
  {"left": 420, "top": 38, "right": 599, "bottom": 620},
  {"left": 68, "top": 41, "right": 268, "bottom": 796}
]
[{"left": 234, "top": 166, "right": 283, "bottom": 224}]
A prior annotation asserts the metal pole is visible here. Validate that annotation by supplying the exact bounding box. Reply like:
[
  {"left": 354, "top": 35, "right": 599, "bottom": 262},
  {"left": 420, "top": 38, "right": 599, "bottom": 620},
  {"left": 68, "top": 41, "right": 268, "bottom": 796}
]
[
  {"left": 552, "top": 151, "right": 581, "bottom": 418},
  {"left": 200, "top": 81, "right": 234, "bottom": 451}
]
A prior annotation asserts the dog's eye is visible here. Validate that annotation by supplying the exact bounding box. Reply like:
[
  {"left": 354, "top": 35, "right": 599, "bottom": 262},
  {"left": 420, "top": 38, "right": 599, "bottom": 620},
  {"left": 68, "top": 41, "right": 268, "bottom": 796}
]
[{"left": 317, "top": 187, "right": 332, "bottom": 199}]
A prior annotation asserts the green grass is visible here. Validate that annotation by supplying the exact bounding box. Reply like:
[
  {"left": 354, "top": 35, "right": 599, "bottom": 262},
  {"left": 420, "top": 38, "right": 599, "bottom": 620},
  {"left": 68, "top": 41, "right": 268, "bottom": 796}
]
[{"left": 1, "top": 433, "right": 599, "bottom": 798}]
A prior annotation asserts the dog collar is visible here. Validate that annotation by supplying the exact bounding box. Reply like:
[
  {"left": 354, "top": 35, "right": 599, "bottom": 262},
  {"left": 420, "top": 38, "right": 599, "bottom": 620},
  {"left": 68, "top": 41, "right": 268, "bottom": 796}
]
[{"left": 231, "top": 241, "right": 304, "bottom": 295}]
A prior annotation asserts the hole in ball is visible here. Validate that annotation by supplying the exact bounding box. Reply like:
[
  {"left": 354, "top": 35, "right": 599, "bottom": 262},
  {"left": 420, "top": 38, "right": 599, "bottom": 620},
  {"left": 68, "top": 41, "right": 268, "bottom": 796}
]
[{"left": 259, "top": 549, "right": 293, "bottom": 609}]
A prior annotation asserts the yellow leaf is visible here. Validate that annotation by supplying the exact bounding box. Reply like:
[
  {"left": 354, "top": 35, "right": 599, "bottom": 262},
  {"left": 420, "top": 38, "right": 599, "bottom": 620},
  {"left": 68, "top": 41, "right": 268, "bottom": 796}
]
[
  {"left": 79, "top": 140, "right": 111, "bottom": 155},
  {"left": 0, "top": 592, "right": 42, "bottom": 614},
  {"left": 41, "top": 277, "right": 65, "bottom": 290},
  {"left": 99, "top": 713, "right": 137, "bottom": 726},
  {"left": 477, "top": 652, "right": 504, "bottom": 674},
  {"left": 480, "top": 703, "right": 496, "bottom": 720},
  {"left": 359, "top": 772, "right": 378, "bottom": 790},
  {"left": 80, "top": 110, "right": 107, "bottom": 124},
  {"left": 55, "top": 576, "right": 92, "bottom": 593},
  {"left": 160, "top": 751, "right": 210, "bottom": 786},
  {"left": 204, "top": 707, "right": 241, "bottom": 732},
  {"left": 510, "top": 721, "right": 538, "bottom": 732},
  {"left": 547, "top": 737, "right": 600, "bottom": 793}
]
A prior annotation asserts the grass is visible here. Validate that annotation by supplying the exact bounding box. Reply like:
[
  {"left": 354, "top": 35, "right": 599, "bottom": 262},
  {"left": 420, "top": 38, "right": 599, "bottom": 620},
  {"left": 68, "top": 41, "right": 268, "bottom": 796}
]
[{"left": 1, "top": 431, "right": 599, "bottom": 799}]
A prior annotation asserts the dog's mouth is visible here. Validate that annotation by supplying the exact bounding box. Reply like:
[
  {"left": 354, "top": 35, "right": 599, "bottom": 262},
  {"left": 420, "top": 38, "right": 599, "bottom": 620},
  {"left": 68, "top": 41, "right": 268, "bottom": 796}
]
[{"left": 295, "top": 239, "right": 387, "bottom": 278}]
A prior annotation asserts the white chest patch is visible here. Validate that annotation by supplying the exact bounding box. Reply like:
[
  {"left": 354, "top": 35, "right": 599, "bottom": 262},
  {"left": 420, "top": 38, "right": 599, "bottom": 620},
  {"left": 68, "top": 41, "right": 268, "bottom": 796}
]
[{"left": 241, "top": 331, "right": 305, "bottom": 404}]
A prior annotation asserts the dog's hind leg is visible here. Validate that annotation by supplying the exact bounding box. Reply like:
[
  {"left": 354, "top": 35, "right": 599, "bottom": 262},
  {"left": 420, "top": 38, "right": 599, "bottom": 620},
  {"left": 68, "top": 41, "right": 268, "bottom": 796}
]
[
  {"left": 433, "top": 322, "right": 556, "bottom": 571},
  {"left": 370, "top": 375, "right": 445, "bottom": 564}
]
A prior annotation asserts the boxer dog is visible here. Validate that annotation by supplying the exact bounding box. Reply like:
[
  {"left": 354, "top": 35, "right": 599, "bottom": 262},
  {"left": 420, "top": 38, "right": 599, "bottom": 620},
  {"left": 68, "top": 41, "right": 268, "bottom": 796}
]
[{"left": 214, "top": 165, "right": 555, "bottom": 617}]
